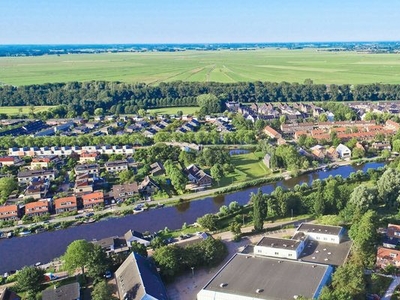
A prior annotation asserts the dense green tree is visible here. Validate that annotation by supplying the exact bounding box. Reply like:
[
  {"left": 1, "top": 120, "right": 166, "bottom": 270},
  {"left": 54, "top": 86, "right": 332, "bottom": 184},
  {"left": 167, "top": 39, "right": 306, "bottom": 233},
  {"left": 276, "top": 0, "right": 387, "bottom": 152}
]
[
  {"left": 319, "top": 262, "right": 365, "bottom": 300},
  {"left": 349, "top": 210, "right": 379, "bottom": 268},
  {"left": 0, "top": 177, "right": 18, "bottom": 204},
  {"left": 210, "top": 163, "right": 224, "bottom": 186},
  {"left": 153, "top": 244, "right": 183, "bottom": 278},
  {"left": 197, "top": 94, "right": 222, "bottom": 114},
  {"left": 252, "top": 189, "right": 267, "bottom": 231},
  {"left": 130, "top": 242, "right": 148, "bottom": 258},
  {"left": 91, "top": 280, "right": 118, "bottom": 300},
  {"left": 197, "top": 214, "right": 217, "bottom": 231},
  {"left": 63, "top": 239, "right": 94, "bottom": 274},
  {"left": 377, "top": 168, "right": 400, "bottom": 207},
  {"left": 86, "top": 245, "right": 111, "bottom": 281},
  {"left": 16, "top": 266, "right": 45, "bottom": 295}
]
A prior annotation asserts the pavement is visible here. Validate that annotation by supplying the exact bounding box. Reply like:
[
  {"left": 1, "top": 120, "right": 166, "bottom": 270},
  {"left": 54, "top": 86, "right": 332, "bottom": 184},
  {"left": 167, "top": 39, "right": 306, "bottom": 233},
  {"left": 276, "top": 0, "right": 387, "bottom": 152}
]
[{"left": 382, "top": 276, "right": 400, "bottom": 300}]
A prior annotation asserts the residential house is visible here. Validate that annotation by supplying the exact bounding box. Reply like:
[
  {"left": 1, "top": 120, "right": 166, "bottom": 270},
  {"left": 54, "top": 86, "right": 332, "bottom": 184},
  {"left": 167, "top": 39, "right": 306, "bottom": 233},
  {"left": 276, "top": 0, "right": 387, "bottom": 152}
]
[
  {"left": 115, "top": 253, "right": 168, "bottom": 300},
  {"left": 326, "top": 146, "right": 339, "bottom": 160},
  {"left": 376, "top": 247, "right": 400, "bottom": 269},
  {"left": 336, "top": 144, "right": 351, "bottom": 159},
  {"left": 92, "top": 236, "right": 130, "bottom": 256},
  {"left": 310, "top": 145, "right": 326, "bottom": 160},
  {"left": 0, "top": 205, "right": 19, "bottom": 221},
  {"left": 263, "top": 126, "right": 282, "bottom": 139},
  {"left": 139, "top": 176, "right": 159, "bottom": 195},
  {"left": 17, "top": 169, "right": 56, "bottom": 185},
  {"left": 150, "top": 162, "right": 165, "bottom": 176},
  {"left": 383, "top": 223, "right": 400, "bottom": 249},
  {"left": 124, "top": 230, "right": 151, "bottom": 247},
  {"left": 105, "top": 160, "right": 128, "bottom": 173},
  {"left": 79, "top": 152, "right": 99, "bottom": 164},
  {"left": 82, "top": 191, "right": 104, "bottom": 209},
  {"left": 25, "top": 200, "right": 49, "bottom": 217},
  {"left": 74, "top": 164, "right": 100, "bottom": 176},
  {"left": 42, "top": 282, "right": 80, "bottom": 300},
  {"left": 0, "top": 156, "right": 23, "bottom": 167},
  {"left": 111, "top": 183, "right": 139, "bottom": 202},
  {"left": 54, "top": 196, "right": 77, "bottom": 214},
  {"left": 386, "top": 120, "right": 400, "bottom": 131},
  {"left": 74, "top": 174, "right": 93, "bottom": 194},
  {"left": 30, "top": 155, "right": 59, "bottom": 170},
  {"left": 372, "top": 142, "right": 392, "bottom": 151},
  {"left": 23, "top": 179, "right": 50, "bottom": 200},
  {"left": 186, "top": 164, "right": 213, "bottom": 188}
]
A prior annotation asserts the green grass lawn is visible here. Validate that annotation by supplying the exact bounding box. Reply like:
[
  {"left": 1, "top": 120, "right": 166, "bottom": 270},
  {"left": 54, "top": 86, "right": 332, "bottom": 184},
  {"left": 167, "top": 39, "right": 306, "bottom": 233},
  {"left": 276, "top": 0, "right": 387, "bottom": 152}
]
[
  {"left": 2, "top": 49, "right": 400, "bottom": 85},
  {"left": 0, "top": 106, "right": 55, "bottom": 115},
  {"left": 147, "top": 106, "right": 199, "bottom": 115},
  {"left": 219, "top": 151, "right": 270, "bottom": 186}
]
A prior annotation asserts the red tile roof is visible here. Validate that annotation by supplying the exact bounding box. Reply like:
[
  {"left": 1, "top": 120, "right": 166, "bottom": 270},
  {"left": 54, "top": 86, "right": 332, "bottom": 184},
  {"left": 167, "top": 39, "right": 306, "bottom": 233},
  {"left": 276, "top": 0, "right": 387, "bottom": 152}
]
[
  {"left": 54, "top": 196, "right": 77, "bottom": 210},
  {"left": 25, "top": 200, "right": 49, "bottom": 214}
]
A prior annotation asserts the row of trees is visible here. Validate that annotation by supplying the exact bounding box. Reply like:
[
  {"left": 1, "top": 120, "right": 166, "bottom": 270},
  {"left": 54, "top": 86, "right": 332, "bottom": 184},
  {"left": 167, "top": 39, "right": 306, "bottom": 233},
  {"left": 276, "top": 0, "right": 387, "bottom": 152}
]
[{"left": 4, "top": 81, "right": 400, "bottom": 116}]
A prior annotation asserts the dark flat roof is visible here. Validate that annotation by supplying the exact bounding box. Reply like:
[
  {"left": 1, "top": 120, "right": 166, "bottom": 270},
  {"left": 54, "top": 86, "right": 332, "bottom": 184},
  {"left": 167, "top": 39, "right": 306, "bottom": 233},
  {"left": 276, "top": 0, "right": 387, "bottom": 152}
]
[
  {"left": 297, "top": 223, "right": 343, "bottom": 236},
  {"left": 256, "top": 236, "right": 301, "bottom": 250},
  {"left": 202, "top": 253, "right": 331, "bottom": 299},
  {"left": 300, "top": 239, "right": 352, "bottom": 266}
]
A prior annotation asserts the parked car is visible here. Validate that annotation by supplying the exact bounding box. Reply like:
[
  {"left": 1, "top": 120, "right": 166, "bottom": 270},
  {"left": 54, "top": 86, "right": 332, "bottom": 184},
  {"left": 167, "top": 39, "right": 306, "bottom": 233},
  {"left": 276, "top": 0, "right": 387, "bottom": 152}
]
[{"left": 104, "top": 271, "right": 112, "bottom": 279}]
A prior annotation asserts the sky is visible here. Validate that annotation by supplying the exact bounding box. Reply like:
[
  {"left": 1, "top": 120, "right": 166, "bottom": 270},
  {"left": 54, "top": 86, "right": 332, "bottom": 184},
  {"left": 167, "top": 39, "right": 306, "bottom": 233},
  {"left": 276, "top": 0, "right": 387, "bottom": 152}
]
[{"left": 1, "top": 0, "right": 400, "bottom": 44}]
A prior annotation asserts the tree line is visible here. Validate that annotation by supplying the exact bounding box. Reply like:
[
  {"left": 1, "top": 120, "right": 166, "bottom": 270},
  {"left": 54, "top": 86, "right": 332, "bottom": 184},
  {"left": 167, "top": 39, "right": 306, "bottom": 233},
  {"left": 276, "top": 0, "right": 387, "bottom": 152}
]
[{"left": 3, "top": 81, "right": 400, "bottom": 116}]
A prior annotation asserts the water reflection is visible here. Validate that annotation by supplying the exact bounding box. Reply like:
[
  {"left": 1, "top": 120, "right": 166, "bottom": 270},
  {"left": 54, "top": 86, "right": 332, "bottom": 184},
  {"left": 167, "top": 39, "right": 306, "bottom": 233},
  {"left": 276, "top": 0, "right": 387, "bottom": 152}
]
[{"left": 175, "top": 200, "right": 191, "bottom": 213}]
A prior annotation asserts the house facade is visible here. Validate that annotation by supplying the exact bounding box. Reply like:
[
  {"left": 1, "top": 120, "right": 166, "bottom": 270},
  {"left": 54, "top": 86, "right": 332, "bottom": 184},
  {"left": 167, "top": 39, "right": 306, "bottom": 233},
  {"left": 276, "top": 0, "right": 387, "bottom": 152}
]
[
  {"left": 105, "top": 160, "right": 128, "bottom": 173},
  {"left": 25, "top": 200, "right": 49, "bottom": 217},
  {"left": 111, "top": 183, "right": 139, "bottom": 201},
  {"left": 82, "top": 191, "right": 104, "bottom": 209},
  {"left": 0, "top": 205, "right": 19, "bottom": 221},
  {"left": 54, "top": 196, "right": 78, "bottom": 214},
  {"left": 17, "top": 169, "right": 56, "bottom": 184}
]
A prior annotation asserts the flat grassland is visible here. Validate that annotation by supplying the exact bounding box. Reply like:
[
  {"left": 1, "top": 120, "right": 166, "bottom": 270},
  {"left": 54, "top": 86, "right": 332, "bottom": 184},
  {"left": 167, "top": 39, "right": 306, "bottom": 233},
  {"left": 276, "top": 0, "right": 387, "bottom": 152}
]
[
  {"left": 219, "top": 151, "right": 270, "bottom": 186},
  {"left": 1, "top": 49, "right": 400, "bottom": 86},
  {"left": 0, "top": 106, "right": 54, "bottom": 115},
  {"left": 147, "top": 106, "right": 199, "bottom": 115}
]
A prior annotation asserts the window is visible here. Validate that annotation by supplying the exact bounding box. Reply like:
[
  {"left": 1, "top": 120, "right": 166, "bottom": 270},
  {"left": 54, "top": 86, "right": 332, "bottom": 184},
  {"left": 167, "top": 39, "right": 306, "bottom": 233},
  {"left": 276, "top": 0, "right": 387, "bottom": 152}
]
[
  {"left": 288, "top": 254, "right": 292, "bottom": 257},
  {"left": 274, "top": 252, "right": 279, "bottom": 255}
]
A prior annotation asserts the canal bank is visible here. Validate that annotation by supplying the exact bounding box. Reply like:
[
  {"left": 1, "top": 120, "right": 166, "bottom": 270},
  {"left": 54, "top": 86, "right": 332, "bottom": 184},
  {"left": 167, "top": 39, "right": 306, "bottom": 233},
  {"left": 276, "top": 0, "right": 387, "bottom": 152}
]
[{"left": 0, "top": 161, "right": 385, "bottom": 274}]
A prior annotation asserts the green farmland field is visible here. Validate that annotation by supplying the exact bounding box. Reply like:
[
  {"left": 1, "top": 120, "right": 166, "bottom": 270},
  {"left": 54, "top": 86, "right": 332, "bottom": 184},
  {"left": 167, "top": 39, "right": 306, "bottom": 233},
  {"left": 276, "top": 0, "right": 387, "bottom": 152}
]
[
  {"left": 0, "top": 106, "right": 55, "bottom": 115},
  {"left": 1, "top": 49, "right": 400, "bottom": 86},
  {"left": 147, "top": 106, "right": 199, "bottom": 115}
]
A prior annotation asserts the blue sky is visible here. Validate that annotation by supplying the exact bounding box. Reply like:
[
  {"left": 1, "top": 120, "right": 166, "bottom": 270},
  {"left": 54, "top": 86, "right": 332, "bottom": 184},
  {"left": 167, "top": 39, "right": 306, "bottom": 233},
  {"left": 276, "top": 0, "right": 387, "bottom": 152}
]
[{"left": 1, "top": 0, "right": 399, "bottom": 44}]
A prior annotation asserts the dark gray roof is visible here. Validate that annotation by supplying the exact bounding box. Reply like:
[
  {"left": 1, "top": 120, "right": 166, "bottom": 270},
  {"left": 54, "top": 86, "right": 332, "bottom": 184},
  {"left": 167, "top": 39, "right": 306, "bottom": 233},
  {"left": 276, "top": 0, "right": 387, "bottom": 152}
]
[
  {"left": 202, "top": 254, "right": 331, "bottom": 299},
  {"left": 42, "top": 282, "right": 80, "bottom": 300},
  {"left": 299, "top": 238, "right": 353, "bottom": 267},
  {"left": 297, "top": 223, "right": 343, "bottom": 236},
  {"left": 115, "top": 253, "right": 168, "bottom": 300},
  {"left": 256, "top": 237, "right": 301, "bottom": 250}
]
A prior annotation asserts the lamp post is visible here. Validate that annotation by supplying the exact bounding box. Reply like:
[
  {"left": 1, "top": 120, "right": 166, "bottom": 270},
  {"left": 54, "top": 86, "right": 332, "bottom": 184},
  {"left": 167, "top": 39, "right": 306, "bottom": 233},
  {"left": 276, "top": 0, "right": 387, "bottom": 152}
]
[{"left": 191, "top": 266, "right": 194, "bottom": 277}]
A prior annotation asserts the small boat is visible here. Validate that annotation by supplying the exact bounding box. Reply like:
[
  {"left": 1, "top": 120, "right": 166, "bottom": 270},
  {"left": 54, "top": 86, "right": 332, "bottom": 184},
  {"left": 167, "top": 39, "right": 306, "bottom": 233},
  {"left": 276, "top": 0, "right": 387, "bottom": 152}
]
[
  {"left": 155, "top": 203, "right": 165, "bottom": 209},
  {"left": 19, "top": 230, "right": 31, "bottom": 237},
  {"left": 83, "top": 218, "right": 96, "bottom": 224}
]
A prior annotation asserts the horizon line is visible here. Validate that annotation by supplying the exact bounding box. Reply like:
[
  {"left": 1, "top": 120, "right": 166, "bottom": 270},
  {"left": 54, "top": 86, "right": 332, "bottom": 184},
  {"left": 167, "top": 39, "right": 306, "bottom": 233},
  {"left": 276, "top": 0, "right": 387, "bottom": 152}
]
[{"left": 2, "top": 40, "right": 400, "bottom": 46}]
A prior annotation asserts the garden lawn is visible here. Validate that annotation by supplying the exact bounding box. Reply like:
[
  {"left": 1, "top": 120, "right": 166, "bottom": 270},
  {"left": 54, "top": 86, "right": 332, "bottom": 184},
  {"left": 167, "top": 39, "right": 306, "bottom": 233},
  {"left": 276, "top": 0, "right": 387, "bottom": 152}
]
[
  {"left": 0, "top": 106, "right": 55, "bottom": 115},
  {"left": 219, "top": 151, "right": 270, "bottom": 186}
]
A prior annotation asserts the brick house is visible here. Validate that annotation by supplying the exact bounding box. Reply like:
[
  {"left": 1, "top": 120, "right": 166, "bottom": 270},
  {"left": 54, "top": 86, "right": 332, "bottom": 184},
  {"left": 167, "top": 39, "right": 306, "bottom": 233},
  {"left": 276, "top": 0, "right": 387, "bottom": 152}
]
[
  {"left": 54, "top": 196, "right": 78, "bottom": 214},
  {"left": 0, "top": 205, "right": 19, "bottom": 221},
  {"left": 82, "top": 191, "right": 104, "bottom": 209},
  {"left": 25, "top": 200, "right": 49, "bottom": 217}
]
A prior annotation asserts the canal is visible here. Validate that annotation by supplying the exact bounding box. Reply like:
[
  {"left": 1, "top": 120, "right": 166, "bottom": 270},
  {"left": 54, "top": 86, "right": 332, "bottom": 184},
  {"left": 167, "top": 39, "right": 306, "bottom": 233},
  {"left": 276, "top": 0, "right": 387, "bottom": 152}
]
[{"left": 0, "top": 162, "right": 385, "bottom": 273}]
